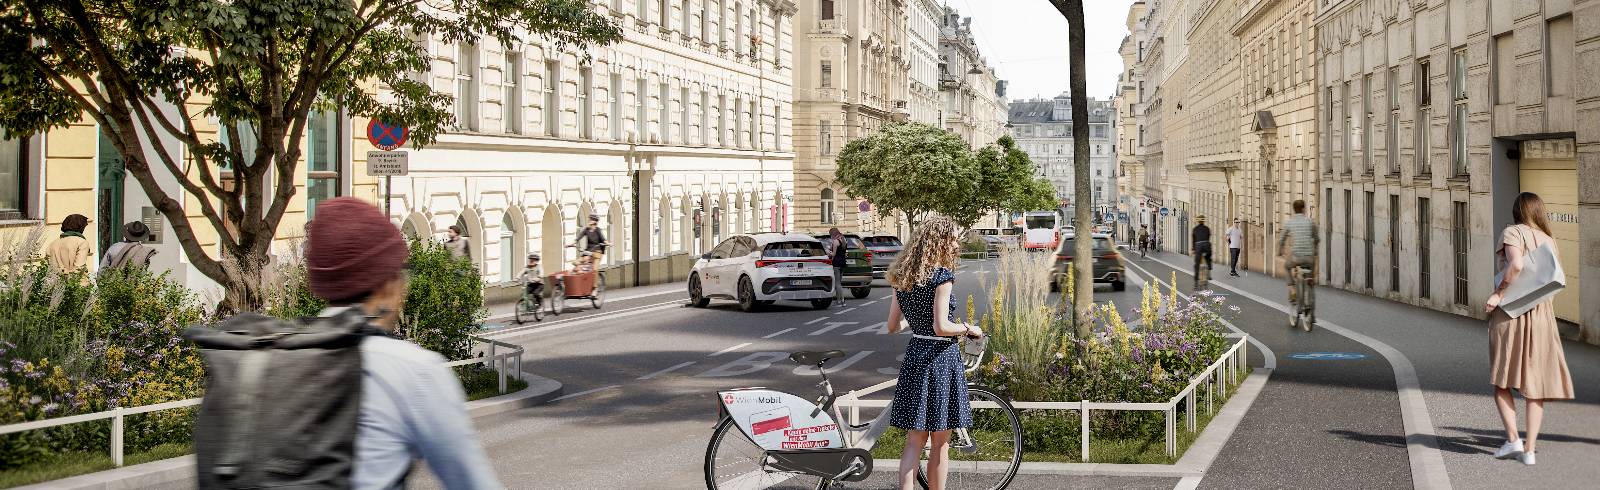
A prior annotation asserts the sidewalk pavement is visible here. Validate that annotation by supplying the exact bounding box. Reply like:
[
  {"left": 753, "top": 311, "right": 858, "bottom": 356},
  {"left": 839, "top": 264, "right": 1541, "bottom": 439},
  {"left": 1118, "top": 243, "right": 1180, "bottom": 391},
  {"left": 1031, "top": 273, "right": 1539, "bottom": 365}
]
[{"left": 1147, "top": 250, "right": 1600, "bottom": 489}]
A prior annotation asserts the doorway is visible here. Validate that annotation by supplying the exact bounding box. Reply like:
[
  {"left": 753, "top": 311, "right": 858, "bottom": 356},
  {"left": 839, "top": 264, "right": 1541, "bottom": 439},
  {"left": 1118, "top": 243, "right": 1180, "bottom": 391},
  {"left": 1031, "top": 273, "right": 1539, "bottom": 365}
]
[{"left": 1517, "top": 139, "right": 1581, "bottom": 324}]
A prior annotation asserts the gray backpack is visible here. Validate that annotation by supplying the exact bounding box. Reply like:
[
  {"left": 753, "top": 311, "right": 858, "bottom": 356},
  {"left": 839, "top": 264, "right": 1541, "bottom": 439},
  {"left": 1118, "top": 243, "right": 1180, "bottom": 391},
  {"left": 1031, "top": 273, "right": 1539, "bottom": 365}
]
[{"left": 182, "top": 308, "right": 380, "bottom": 489}]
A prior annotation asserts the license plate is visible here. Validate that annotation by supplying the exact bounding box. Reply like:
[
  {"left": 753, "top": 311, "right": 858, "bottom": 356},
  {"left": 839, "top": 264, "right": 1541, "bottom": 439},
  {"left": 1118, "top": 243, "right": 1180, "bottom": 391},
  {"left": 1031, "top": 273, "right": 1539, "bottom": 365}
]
[{"left": 791, "top": 279, "right": 813, "bottom": 286}]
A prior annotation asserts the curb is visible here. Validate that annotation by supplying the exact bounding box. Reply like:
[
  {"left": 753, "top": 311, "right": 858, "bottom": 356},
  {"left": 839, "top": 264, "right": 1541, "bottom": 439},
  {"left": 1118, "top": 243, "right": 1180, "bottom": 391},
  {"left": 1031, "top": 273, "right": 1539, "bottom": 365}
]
[
  {"left": 866, "top": 368, "right": 1272, "bottom": 479},
  {"left": 18, "top": 375, "right": 563, "bottom": 490}
]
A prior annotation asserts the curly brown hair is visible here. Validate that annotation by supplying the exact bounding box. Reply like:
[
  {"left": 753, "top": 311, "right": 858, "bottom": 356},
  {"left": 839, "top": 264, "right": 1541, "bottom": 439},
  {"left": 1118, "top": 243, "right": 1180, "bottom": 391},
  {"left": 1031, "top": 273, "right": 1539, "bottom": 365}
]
[{"left": 886, "top": 216, "right": 961, "bottom": 291}]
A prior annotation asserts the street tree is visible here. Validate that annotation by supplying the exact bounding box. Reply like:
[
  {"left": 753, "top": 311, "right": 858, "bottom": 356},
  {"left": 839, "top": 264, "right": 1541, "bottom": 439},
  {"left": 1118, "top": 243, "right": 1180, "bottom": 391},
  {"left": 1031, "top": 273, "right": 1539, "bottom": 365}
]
[
  {"left": 0, "top": 0, "right": 622, "bottom": 311},
  {"left": 835, "top": 122, "right": 979, "bottom": 228},
  {"left": 956, "top": 135, "right": 1056, "bottom": 226},
  {"left": 1048, "top": 0, "right": 1093, "bottom": 337}
]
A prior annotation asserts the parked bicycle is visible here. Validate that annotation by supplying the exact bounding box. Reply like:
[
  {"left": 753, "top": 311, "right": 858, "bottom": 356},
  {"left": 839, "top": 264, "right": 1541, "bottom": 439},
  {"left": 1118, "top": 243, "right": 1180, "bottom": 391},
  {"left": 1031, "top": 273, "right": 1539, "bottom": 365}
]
[
  {"left": 703, "top": 339, "right": 1022, "bottom": 489},
  {"left": 1290, "top": 265, "right": 1315, "bottom": 331}
]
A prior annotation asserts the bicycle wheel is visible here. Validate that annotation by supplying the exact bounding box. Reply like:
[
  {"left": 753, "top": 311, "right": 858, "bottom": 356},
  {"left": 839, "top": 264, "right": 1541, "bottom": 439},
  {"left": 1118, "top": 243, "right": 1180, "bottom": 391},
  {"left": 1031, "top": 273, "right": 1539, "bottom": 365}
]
[
  {"left": 916, "top": 385, "right": 1023, "bottom": 490},
  {"left": 705, "top": 417, "right": 829, "bottom": 490},
  {"left": 514, "top": 298, "right": 531, "bottom": 324}
]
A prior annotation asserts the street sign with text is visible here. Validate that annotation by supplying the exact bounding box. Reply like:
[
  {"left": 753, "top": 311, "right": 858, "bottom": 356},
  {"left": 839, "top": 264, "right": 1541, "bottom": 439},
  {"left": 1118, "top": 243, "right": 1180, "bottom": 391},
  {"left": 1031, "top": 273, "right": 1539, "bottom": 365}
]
[{"left": 366, "top": 151, "right": 409, "bottom": 176}]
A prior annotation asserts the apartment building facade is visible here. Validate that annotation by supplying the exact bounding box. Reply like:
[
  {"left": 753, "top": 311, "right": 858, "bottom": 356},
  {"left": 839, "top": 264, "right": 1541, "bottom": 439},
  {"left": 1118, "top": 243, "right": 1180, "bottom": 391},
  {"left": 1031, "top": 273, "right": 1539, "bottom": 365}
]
[
  {"left": 393, "top": 0, "right": 798, "bottom": 287},
  {"left": 1315, "top": 0, "right": 1597, "bottom": 343},
  {"left": 1234, "top": 0, "right": 1320, "bottom": 276},
  {"left": 1008, "top": 96, "right": 1116, "bottom": 207},
  {"left": 1115, "top": 3, "right": 1150, "bottom": 238},
  {"left": 907, "top": 0, "right": 944, "bottom": 125},
  {"left": 792, "top": 0, "right": 907, "bottom": 234},
  {"left": 939, "top": 6, "right": 1008, "bottom": 147}
]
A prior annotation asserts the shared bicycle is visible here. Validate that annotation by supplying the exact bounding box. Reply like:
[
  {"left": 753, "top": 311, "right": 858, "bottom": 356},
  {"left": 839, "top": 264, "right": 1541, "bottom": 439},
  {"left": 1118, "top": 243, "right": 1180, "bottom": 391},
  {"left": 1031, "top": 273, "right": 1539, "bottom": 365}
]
[{"left": 703, "top": 339, "right": 1022, "bottom": 489}]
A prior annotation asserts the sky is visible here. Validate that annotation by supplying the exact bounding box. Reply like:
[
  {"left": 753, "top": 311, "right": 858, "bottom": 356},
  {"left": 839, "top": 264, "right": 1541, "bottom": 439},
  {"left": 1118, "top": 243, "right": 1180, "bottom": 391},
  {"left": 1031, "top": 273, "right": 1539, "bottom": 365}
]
[{"left": 951, "top": 0, "right": 1141, "bottom": 102}]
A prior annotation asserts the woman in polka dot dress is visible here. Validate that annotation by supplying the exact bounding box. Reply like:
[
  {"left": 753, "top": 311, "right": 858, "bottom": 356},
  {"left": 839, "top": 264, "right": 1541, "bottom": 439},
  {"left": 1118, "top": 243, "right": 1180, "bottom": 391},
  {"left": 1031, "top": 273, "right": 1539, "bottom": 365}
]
[{"left": 883, "top": 217, "right": 984, "bottom": 490}]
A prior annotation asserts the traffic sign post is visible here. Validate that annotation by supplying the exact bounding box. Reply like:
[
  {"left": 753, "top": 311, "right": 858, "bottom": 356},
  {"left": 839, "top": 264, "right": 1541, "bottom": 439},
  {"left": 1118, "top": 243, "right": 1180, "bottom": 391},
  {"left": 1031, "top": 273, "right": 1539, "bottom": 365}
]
[{"left": 366, "top": 121, "right": 410, "bottom": 218}]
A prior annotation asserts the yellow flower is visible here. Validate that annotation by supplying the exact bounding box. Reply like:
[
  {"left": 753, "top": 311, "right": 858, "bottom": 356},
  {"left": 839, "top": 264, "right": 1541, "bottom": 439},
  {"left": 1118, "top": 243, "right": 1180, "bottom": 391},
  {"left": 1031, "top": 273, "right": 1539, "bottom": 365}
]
[
  {"left": 1152, "top": 360, "right": 1168, "bottom": 382},
  {"left": 1169, "top": 271, "right": 1179, "bottom": 303}
]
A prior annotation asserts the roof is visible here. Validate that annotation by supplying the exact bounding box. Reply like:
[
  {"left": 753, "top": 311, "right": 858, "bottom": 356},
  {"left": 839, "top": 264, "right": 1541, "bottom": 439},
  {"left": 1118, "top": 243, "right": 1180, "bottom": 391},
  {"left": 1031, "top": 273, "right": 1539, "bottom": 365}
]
[
  {"left": 750, "top": 233, "right": 822, "bottom": 245},
  {"left": 1007, "top": 99, "right": 1055, "bottom": 124}
]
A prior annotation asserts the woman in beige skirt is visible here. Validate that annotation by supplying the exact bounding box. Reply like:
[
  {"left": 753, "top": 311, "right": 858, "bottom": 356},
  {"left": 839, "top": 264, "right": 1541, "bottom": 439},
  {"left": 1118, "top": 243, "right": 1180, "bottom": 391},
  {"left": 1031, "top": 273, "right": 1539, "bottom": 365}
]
[{"left": 1484, "top": 192, "right": 1574, "bottom": 466}]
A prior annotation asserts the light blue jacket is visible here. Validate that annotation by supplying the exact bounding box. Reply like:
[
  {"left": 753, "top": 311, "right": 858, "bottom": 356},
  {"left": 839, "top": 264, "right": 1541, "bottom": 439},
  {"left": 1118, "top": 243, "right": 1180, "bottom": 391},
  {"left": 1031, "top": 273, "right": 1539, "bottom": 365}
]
[{"left": 353, "top": 334, "right": 502, "bottom": 489}]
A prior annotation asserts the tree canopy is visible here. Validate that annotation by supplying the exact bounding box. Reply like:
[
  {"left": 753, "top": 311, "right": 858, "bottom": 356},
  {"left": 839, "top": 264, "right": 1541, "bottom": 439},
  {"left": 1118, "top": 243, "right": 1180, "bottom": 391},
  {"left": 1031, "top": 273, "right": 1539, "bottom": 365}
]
[
  {"left": 0, "top": 0, "right": 622, "bottom": 310},
  {"left": 835, "top": 123, "right": 1055, "bottom": 228}
]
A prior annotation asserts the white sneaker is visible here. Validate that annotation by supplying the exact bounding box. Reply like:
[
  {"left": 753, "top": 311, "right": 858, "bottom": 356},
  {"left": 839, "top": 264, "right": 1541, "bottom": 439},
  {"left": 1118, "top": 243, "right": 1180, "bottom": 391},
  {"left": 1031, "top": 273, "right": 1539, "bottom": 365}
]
[
  {"left": 1493, "top": 439, "right": 1523, "bottom": 459},
  {"left": 1519, "top": 452, "right": 1536, "bottom": 465}
]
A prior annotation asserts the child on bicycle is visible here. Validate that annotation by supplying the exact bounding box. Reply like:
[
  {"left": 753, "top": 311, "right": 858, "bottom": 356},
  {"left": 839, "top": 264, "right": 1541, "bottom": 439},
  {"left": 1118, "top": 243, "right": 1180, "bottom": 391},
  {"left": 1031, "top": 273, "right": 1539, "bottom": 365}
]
[{"left": 522, "top": 253, "right": 544, "bottom": 299}]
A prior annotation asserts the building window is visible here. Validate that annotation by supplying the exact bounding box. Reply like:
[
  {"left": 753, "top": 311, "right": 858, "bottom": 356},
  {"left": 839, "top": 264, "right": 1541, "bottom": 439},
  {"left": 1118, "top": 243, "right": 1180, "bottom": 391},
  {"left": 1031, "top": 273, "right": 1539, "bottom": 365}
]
[
  {"left": 543, "top": 59, "right": 559, "bottom": 137},
  {"left": 700, "top": 90, "right": 710, "bottom": 145},
  {"left": 1388, "top": 66, "right": 1401, "bottom": 175},
  {"left": 579, "top": 67, "right": 593, "bottom": 139},
  {"left": 716, "top": 93, "right": 728, "bottom": 146},
  {"left": 819, "top": 188, "right": 836, "bottom": 224},
  {"left": 682, "top": 0, "right": 692, "bottom": 35},
  {"left": 680, "top": 87, "right": 691, "bottom": 145},
  {"left": 1324, "top": 188, "right": 1333, "bottom": 276},
  {"left": 1418, "top": 197, "right": 1431, "bottom": 299},
  {"left": 1365, "top": 191, "right": 1375, "bottom": 289},
  {"left": 505, "top": 52, "right": 522, "bottom": 134},
  {"left": 1362, "top": 73, "right": 1372, "bottom": 175},
  {"left": 1450, "top": 48, "right": 1468, "bottom": 176},
  {"left": 456, "top": 44, "right": 479, "bottom": 131},
  {"left": 1390, "top": 194, "right": 1400, "bottom": 292},
  {"left": 0, "top": 129, "right": 30, "bottom": 220},
  {"left": 747, "top": 100, "right": 757, "bottom": 148},
  {"left": 1325, "top": 87, "right": 1335, "bottom": 174},
  {"left": 610, "top": 72, "right": 622, "bottom": 141},
  {"left": 820, "top": 61, "right": 832, "bottom": 88},
  {"left": 1341, "top": 81, "right": 1351, "bottom": 174},
  {"left": 638, "top": 0, "right": 649, "bottom": 20},
  {"left": 1344, "top": 189, "right": 1352, "bottom": 285},
  {"left": 660, "top": 82, "right": 671, "bottom": 143},
  {"left": 306, "top": 109, "right": 343, "bottom": 220},
  {"left": 500, "top": 212, "right": 520, "bottom": 282},
  {"left": 1453, "top": 201, "right": 1468, "bottom": 305},
  {"left": 636, "top": 76, "right": 648, "bottom": 141},
  {"left": 659, "top": 0, "right": 669, "bottom": 27}
]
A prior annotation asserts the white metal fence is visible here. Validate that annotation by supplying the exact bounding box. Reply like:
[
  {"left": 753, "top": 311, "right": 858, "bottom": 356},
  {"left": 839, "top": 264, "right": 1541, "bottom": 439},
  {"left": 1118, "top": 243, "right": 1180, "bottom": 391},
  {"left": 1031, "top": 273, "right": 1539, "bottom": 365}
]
[
  {"left": 836, "top": 334, "right": 1251, "bottom": 459},
  {"left": 0, "top": 334, "right": 525, "bottom": 468}
]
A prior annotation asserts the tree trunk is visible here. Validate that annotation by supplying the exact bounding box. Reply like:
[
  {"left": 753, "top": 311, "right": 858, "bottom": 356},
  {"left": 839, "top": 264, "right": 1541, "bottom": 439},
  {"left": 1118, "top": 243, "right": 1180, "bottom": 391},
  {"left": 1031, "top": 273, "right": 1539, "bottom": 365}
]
[{"left": 1051, "top": 0, "right": 1094, "bottom": 338}]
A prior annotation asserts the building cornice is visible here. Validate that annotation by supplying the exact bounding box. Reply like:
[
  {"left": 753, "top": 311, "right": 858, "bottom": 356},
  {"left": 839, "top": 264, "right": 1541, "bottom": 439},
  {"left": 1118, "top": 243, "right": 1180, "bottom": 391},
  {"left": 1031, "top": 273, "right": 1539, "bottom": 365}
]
[{"left": 1231, "top": 0, "right": 1280, "bottom": 36}]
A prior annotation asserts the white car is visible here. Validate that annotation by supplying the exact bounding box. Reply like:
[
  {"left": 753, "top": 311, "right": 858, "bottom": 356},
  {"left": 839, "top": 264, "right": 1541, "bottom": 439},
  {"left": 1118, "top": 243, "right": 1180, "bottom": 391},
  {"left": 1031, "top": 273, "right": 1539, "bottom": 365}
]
[{"left": 689, "top": 233, "right": 838, "bottom": 311}]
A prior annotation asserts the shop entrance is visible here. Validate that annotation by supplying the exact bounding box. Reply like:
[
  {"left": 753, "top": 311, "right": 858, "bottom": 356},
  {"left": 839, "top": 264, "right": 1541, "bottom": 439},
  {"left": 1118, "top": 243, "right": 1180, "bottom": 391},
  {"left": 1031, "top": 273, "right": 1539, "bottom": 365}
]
[{"left": 1518, "top": 139, "right": 1581, "bottom": 324}]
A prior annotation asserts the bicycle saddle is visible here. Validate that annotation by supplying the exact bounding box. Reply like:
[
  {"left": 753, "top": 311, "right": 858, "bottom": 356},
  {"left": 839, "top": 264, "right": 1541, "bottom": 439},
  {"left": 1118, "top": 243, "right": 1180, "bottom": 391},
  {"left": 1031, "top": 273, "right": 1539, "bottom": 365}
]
[{"left": 789, "top": 350, "right": 845, "bottom": 366}]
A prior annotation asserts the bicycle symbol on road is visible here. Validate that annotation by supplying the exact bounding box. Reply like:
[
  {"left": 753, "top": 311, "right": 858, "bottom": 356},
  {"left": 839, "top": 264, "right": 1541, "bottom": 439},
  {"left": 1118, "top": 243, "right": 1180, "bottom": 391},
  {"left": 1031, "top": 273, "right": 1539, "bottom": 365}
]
[{"left": 1286, "top": 352, "right": 1368, "bottom": 361}]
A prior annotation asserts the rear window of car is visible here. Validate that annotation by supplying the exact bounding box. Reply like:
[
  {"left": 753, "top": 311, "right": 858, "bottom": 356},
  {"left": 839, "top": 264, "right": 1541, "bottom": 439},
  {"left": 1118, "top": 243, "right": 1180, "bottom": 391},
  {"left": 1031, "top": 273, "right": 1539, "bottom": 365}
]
[
  {"left": 1057, "top": 237, "right": 1113, "bottom": 253},
  {"left": 763, "top": 241, "right": 826, "bottom": 258},
  {"left": 843, "top": 236, "right": 865, "bottom": 248},
  {"left": 863, "top": 236, "right": 902, "bottom": 247}
]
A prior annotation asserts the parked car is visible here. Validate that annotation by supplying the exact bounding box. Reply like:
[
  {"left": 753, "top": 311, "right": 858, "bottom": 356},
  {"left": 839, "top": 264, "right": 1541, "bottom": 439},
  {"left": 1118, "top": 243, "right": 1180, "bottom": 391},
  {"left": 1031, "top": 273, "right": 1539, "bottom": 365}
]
[
  {"left": 813, "top": 233, "right": 875, "bottom": 299},
  {"left": 1051, "top": 233, "right": 1126, "bottom": 292},
  {"left": 861, "top": 235, "right": 904, "bottom": 279},
  {"left": 689, "top": 233, "right": 838, "bottom": 311}
]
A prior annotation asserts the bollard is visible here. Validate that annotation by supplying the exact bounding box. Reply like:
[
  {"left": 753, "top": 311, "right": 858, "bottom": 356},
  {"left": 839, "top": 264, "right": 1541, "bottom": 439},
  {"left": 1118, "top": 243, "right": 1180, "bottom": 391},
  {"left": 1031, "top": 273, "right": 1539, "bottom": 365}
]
[{"left": 111, "top": 407, "right": 124, "bottom": 467}]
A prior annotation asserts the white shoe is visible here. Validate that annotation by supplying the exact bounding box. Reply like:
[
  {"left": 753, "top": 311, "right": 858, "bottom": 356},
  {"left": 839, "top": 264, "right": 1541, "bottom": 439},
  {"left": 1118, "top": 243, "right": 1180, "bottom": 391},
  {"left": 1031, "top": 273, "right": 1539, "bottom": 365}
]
[
  {"left": 1519, "top": 452, "right": 1536, "bottom": 465},
  {"left": 1493, "top": 439, "right": 1523, "bottom": 459}
]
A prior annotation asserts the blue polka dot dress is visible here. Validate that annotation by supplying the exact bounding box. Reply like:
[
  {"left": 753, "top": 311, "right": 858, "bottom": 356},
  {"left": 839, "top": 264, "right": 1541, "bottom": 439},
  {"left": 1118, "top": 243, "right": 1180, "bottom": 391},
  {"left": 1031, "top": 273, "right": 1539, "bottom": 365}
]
[{"left": 889, "top": 267, "right": 972, "bottom": 432}]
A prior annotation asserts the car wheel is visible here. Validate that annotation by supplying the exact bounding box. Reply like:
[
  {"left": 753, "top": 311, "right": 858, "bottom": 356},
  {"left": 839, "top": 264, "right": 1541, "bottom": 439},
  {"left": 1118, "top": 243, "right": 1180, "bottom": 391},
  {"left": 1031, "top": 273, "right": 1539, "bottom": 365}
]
[
  {"left": 688, "top": 274, "right": 710, "bottom": 308},
  {"left": 851, "top": 287, "right": 871, "bottom": 299},
  {"left": 737, "top": 276, "right": 758, "bottom": 312},
  {"left": 1112, "top": 280, "right": 1126, "bottom": 292},
  {"left": 810, "top": 298, "right": 833, "bottom": 310}
]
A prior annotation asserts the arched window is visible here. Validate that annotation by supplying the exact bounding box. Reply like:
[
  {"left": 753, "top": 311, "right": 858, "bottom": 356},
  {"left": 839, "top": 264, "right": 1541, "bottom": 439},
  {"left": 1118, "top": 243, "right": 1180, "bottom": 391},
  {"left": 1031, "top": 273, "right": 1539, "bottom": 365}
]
[
  {"left": 819, "top": 188, "right": 836, "bottom": 224},
  {"left": 499, "top": 208, "right": 526, "bottom": 282},
  {"left": 608, "top": 200, "right": 625, "bottom": 265},
  {"left": 656, "top": 196, "right": 672, "bottom": 256}
]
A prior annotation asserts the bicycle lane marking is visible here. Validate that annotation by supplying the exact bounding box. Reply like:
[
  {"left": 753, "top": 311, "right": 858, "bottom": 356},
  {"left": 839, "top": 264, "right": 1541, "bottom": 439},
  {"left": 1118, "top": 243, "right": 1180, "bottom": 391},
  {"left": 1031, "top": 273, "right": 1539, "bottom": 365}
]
[
  {"left": 1123, "top": 260, "right": 1277, "bottom": 369},
  {"left": 710, "top": 343, "right": 752, "bottom": 357},
  {"left": 1143, "top": 254, "right": 1448, "bottom": 490},
  {"left": 762, "top": 328, "right": 796, "bottom": 338},
  {"left": 637, "top": 362, "right": 696, "bottom": 380},
  {"left": 550, "top": 385, "right": 621, "bottom": 402}
]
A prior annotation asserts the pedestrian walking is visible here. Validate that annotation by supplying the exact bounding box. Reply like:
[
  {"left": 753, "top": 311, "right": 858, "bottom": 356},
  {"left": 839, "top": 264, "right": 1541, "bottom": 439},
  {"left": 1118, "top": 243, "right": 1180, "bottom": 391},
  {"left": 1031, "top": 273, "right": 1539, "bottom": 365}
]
[
  {"left": 99, "top": 221, "right": 157, "bottom": 273},
  {"left": 827, "top": 227, "right": 848, "bottom": 307},
  {"left": 47, "top": 214, "right": 92, "bottom": 281},
  {"left": 444, "top": 224, "right": 471, "bottom": 261},
  {"left": 1190, "top": 216, "right": 1213, "bottom": 288},
  {"left": 1485, "top": 192, "right": 1574, "bottom": 466},
  {"left": 883, "top": 216, "right": 983, "bottom": 490},
  {"left": 184, "top": 198, "right": 501, "bottom": 489},
  {"left": 1227, "top": 219, "right": 1244, "bottom": 277}
]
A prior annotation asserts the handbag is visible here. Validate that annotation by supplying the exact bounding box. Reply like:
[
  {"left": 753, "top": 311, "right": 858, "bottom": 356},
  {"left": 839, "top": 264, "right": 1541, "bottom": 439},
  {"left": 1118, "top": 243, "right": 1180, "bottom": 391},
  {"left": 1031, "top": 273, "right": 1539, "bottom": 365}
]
[{"left": 1493, "top": 225, "right": 1565, "bottom": 318}]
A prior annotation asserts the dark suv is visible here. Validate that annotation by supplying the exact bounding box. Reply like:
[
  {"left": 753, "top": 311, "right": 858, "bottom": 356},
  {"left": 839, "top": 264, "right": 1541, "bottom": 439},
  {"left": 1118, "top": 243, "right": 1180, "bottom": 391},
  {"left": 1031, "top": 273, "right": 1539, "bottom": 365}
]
[
  {"left": 1051, "top": 233, "right": 1126, "bottom": 292},
  {"left": 861, "top": 235, "right": 904, "bottom": 280},
  {"left": 814, "top": 233, "right": 875, "bottom": 299}
]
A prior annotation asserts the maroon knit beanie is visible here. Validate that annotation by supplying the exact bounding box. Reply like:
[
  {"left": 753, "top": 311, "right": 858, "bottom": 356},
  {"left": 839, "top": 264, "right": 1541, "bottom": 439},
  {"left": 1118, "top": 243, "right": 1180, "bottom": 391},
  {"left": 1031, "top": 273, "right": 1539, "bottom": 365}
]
[{"left": 305, "top": 197, "right": 409, "bottom": 303}]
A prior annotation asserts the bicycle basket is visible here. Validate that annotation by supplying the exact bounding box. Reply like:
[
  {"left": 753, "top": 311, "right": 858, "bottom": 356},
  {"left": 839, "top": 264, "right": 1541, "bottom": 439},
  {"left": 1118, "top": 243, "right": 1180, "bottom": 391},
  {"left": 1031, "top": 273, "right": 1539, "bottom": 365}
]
[{"left": 960, "top": 336, "right": 988, "bottom": 372}]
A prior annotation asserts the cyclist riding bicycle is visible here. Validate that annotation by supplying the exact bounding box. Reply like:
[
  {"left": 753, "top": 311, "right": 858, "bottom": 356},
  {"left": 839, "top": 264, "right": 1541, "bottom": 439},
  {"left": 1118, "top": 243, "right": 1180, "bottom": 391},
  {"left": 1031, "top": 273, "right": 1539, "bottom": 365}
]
[
  {"left": 1191, "top": 216, "right": 1213, "bottom": 287},
  {"left": 1278, "top": 199, "right": 1320, "bottom": 303},
  {"left": 569, "top": 214, "right": 608, "bottom": 266},
  {"left": 521, "top": 253, "right": 544, "bottom": 298}
]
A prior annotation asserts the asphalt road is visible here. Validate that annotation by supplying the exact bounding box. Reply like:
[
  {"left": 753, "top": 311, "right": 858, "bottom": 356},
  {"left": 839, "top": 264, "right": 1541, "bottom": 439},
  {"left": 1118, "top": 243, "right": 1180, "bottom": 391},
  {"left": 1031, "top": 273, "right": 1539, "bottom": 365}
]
[{"left": 411, "top": 259, "right": 1149, "bottom": 489}]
